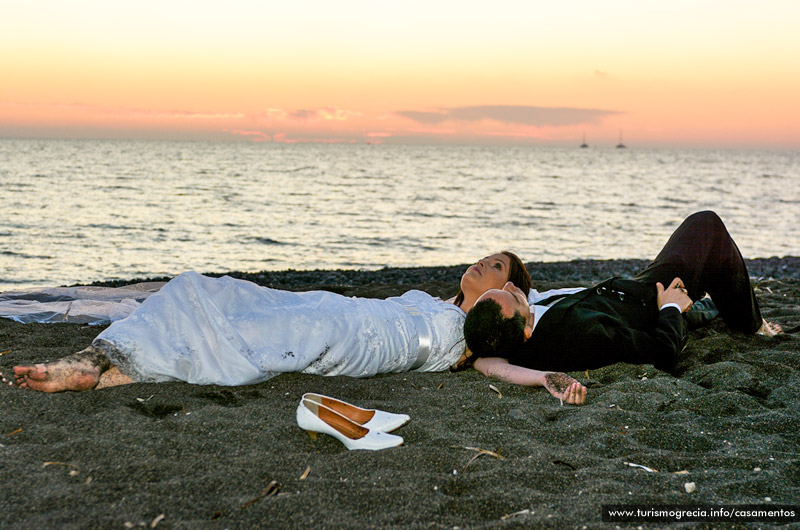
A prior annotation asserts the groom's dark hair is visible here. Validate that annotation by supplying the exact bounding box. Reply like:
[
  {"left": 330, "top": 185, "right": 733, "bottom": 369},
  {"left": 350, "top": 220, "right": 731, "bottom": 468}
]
[{"left": 463, "top": 299, "right": 527, "bottom": 360}]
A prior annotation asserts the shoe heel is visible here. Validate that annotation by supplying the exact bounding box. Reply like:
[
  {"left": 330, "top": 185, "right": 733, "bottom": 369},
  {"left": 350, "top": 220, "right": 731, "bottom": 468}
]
[{"left": 305, "top": 430, "right": 318, "bottom": 440}]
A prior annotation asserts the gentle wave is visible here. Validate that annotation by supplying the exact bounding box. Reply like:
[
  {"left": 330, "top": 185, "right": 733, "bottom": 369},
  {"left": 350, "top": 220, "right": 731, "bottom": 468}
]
[{"left": 0, "top": 139, "right": 798, "bottom": 289}]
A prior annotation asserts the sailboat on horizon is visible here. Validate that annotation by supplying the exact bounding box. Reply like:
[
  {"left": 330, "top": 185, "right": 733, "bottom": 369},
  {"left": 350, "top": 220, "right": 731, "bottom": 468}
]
[
  {"left": 579, "top": 133, "right": 589, "bottom": 148},
  {"left": 616, "top": 130, "right": 627, "bottom": 149}
]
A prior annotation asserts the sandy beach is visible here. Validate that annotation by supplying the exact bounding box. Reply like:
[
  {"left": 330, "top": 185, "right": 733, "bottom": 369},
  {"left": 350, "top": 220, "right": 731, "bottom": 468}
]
[{"left": 1, "top": 257, "right": 798, "bottom": 529}]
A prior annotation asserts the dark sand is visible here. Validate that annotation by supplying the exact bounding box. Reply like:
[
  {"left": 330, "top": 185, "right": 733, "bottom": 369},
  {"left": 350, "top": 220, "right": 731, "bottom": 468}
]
[{"left": 1, "top": 258, "right": 799, "bottom": 529}]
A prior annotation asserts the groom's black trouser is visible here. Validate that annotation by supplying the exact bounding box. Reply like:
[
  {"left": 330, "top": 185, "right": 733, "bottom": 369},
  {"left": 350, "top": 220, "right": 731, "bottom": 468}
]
[
  {"left": 513, "top": 211, "right": 763, "bottom": 373},
  {"left": 632, "top": 210, "right": 762, "bottom": 334}
]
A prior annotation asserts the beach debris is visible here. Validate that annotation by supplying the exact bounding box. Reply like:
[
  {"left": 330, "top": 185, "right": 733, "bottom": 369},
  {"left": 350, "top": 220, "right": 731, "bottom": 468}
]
[
  {"left": 43, "top": 461, "right": 81, "bottom": 477},
  {"left": 501, "top": 509, "right": 534, "bottom": 520},
  {"left": 684, "top": 482, "right": 696, "bottom": 493},
  {"left": 585, "top": 370, "right": 590, "bottom": 379},
  {"left": 436, "top": 383, "right": 444, "bottom": 390},
  {"left": 5, "top": 428, "right": 22, "bottom": 436},
  {"left": 0, "top": 349, "right": 11, "bottom": 356},
  {"left": 455, "top": 445, "right": 505, "bottom": 470},
  {"left": 673, "top": 470, "right": 690, "bottom": 475},
  {"left": 754, "top": 467, "right": 762, "bottom": 472},
  {"left": 150, "top": 513, "right": 165, "bottom": 528},
  {"left": 624, "top": 462, "right": 657, "bottom": 473},
  {"left": 241, "top": 480, "right": 279, "bottom": 509},
  {"left": 299, "top": 466, "right": 311, "bottom": 480},
  {"left": 43, "top": 461, "right": 80, "bottom": 471},
  {"left": 765, "top": 497, "right": 772, "bottom": 502},
  {"left": 135, "top": 395, "right": 155, "bottom": 403},
  {"left": 489, "top": 384, "right": 502, "bottom": 398}
]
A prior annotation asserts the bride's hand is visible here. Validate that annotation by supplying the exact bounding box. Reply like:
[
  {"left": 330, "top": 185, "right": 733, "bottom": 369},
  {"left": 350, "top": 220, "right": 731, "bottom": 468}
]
[{"left": 543, "top": 372, "right": 587, "bottom": 405}]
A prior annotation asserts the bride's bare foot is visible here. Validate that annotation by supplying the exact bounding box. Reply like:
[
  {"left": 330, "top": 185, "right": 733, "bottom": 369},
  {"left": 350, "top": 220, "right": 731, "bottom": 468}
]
[
  {"left": 13, "top": 361, "right": 100, "bottom": 392},
  {"left": 544, "top": 372, "right": 587, "bottom": 405},
  {"left": 757, "top": 319, "right": 783, "bottom": 337},
  {"left": 11, "top": 347, "right": 111, "bottom": 392}
]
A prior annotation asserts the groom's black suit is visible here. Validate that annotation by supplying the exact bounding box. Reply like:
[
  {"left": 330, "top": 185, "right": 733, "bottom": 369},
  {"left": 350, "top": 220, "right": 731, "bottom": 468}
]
[{"left": 508, "top": 211, "right": 763, "bottom": 373}]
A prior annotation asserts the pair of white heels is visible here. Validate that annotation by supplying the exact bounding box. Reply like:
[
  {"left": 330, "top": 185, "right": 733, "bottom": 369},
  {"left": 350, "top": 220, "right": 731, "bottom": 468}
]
[{"left": 296, "top": 393, "right": 409, "bottom": 451}]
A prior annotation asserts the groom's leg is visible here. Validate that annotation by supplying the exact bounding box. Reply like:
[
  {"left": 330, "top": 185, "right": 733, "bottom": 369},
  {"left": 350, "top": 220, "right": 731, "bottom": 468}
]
[{"left": 633, "top": 211, "right": 762, "bottom": 333}]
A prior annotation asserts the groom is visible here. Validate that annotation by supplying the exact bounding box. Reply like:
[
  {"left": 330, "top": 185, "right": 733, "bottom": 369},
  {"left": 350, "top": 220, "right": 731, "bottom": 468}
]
[{"left": 463, "top": 211, "right": 779, "bottom": 373}]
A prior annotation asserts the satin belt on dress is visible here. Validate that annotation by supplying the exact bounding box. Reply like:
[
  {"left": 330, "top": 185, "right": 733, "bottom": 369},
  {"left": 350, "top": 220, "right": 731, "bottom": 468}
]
[{"left": 403, "top": 305, "right": 433, "bottom": 370}]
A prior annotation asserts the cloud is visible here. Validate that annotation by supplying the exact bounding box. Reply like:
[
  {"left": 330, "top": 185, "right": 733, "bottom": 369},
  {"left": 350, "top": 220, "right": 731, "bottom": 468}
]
[
  {"left": 5, "top": 101, "right": 243, "bottom": 120},
  {"left": 396, "top": 105, "right": 621, "bottom": 127},
  {"left": 257, "top": 108, "right": 289, "bottom": 121},
  {"left": 318, "top": 107, "right": 363, "bottom": 121},
  {"left": 228, "top": 129, "right": 271, "bottom": 141},
  {"left": 396, "top": 110, "right": 450, "bottom": 124},
  {"left": 258, "top": 106, "right": 363, "bottom": 123},
  {"left": 289, "top": 109, "right": 316, "bottom": 120}
]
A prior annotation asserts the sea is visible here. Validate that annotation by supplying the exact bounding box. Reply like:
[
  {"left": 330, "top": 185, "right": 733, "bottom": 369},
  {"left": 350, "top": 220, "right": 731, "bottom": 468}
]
[{"left": 1, "top": 138, "right": 798, "bottom": 290}]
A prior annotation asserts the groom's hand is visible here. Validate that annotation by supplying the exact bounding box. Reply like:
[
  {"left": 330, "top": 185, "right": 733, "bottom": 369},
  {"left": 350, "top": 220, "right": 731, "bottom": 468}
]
[{"left": 656, "top": 278, "right": 693, "bottom": 313}]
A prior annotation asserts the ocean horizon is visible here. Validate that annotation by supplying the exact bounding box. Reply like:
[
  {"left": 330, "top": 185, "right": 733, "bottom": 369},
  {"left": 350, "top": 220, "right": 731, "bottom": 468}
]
[{"left": 1, "top": 138, "right": 798, "bottom": 290}]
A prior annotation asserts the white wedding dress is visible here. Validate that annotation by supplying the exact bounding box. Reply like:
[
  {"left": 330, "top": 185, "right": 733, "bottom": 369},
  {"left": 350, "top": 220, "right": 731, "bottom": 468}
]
[{"left": 92, "top": 271, "right": 466, "bottom": 386}]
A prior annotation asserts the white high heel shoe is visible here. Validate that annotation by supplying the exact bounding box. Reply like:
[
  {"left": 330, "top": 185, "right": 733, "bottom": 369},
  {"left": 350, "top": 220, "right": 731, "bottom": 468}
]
[
  {"left": 296, "top": 399, "right": 404, "bottom": 451},
  {"left": 301, "top": 392, "right": 410, "bottom": 432}
]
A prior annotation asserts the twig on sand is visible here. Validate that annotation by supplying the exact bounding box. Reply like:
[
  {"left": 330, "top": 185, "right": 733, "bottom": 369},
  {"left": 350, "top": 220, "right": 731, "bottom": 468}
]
[
  {"left": 453, "top": 445, "right": 505, "bottom": 470},
  {"left": 43, "top": 461, "right": 80, "bottom": 469},
  {"left": 43, "top": 461, "right": 81, "bottom": 476},
  {"left": 501, "top": 509, "right": 533, "bottom": 520},
  {"left": 624, "top": 461, "right": 658, "bottom": 472},
  {"left": 0, "top": 349, "right": 11, "bottom": 356},
  {"left": 241, "top": 480, "right": 280, "bottom": 509}
]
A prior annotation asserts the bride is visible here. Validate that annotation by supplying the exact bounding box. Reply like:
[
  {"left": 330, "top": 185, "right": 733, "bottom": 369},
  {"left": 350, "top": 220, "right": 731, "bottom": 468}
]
[{"left": 9, "top": 252, "right": 586, "bottom": 404}]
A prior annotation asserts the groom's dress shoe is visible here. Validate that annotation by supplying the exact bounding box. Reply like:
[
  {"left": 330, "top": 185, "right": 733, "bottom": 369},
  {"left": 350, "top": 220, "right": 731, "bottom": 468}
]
[
  {"left": 301, "top": 392, "right": 410, "bottom": 432},
  {"left": 296, "top": 399, "right": 404, "bottom": 451},
  {"left": 683, "top": 297, "right": 719, "bottom": 330}
]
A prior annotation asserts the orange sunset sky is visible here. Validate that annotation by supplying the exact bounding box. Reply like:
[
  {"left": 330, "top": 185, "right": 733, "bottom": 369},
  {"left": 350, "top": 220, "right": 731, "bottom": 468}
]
[{"left": 2, "top": 1, "right": 799, "bottom": 148}]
